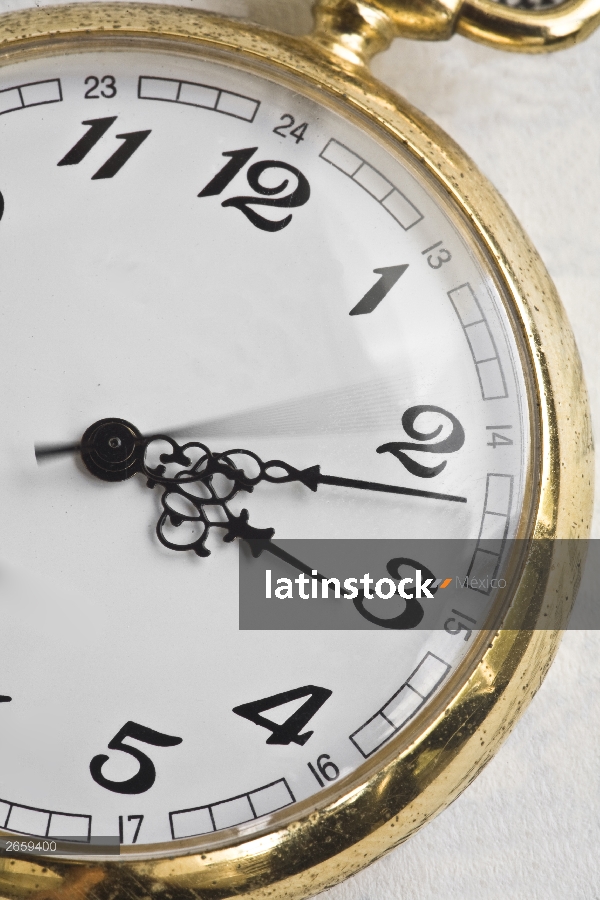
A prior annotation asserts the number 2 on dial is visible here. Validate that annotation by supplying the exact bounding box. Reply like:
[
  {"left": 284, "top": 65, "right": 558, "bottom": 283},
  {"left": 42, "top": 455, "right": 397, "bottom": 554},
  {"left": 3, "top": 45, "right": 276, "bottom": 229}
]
[{"left": 377, "top": 405, "right": 465, "bottom": 478}]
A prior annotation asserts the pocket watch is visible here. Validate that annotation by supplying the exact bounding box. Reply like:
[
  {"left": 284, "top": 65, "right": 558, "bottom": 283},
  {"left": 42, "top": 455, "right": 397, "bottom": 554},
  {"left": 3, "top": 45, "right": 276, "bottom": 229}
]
[{"left": 0, "top": 1, "right": 596, "bottom": 898}]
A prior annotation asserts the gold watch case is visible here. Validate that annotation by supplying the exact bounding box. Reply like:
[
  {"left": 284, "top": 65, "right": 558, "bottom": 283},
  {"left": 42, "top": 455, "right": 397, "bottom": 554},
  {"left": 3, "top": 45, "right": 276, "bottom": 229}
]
[{"left": 0, "top": 4, "right": 594, "bottom": 900}]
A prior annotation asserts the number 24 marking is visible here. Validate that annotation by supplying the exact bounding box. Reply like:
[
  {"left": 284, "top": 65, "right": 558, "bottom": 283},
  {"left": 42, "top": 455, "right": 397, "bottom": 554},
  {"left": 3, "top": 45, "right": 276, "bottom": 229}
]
[{"left": 273, "top": 114, "right": 309, "bottom": 143}]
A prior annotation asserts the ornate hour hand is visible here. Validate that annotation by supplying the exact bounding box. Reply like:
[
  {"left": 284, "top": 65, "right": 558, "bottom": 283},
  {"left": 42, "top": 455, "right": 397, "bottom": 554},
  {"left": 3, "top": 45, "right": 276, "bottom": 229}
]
[{"left": 72, "top": 419, "right": 280, "bottom": 557}]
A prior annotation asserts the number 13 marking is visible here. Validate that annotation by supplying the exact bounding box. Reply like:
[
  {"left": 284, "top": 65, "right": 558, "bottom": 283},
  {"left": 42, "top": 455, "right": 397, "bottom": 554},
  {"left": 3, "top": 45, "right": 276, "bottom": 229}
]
[{"left": 421, "top": 240, "right": 452, "bottom": 269}]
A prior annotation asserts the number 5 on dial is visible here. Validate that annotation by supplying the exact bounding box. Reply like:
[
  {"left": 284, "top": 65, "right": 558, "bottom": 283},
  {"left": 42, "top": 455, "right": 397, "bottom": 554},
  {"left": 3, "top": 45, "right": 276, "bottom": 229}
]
[{"left": 90, "top": 721, "right": 182, "bottom": 795}]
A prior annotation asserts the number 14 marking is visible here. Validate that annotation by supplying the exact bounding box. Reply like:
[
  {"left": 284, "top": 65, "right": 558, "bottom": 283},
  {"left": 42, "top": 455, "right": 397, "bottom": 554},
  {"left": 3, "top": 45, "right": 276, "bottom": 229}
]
[{"left": 486, "top": 425, "right": 513, "bottom": 448}]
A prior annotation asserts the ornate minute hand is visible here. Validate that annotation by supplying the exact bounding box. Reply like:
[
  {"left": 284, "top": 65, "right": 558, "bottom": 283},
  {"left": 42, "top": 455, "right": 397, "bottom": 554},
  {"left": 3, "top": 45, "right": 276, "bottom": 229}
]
[{"left": 187, "top": 450, "right": 467, "bottom": 504}]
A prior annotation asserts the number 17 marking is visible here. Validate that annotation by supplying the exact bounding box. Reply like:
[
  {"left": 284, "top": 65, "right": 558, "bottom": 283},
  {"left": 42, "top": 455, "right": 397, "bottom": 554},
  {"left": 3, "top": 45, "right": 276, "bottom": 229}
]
[{"left": 119, "top": 814, "right": 144, "bottom": 844}]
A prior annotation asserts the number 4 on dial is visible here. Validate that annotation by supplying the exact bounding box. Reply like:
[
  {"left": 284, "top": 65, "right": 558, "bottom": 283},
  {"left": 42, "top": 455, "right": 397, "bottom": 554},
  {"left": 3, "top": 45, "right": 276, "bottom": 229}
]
[{"left": 233, "top": 685, "right": 332, "bottom": 746}]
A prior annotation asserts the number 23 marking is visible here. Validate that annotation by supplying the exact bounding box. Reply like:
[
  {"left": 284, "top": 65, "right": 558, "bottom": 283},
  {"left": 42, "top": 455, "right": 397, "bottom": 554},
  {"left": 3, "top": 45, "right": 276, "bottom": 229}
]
[{"left": 84, "top": 75, "right": 117, "bottom": 99}]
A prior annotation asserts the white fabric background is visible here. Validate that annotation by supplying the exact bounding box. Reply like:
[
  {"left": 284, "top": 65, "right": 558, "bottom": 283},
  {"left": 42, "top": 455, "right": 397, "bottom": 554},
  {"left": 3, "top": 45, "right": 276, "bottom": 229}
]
[{"left": 3, "top": 0, "right": 599, "bottom": 895}]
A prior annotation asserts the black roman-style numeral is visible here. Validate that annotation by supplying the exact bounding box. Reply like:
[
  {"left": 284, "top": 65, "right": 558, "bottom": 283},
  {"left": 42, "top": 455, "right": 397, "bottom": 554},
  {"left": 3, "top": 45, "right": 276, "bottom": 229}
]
[
  {"left": 198, "top": 147, "right": 258, "bottom": 197},
  {"left": 0, "top": 695, "right": 11, "bottom": 703},
  {"left": 377, "top": 405, "right": 465, "bottom": 478},
  {"left": 90, "top": 721, "right": 182, "bottom": 794},
  {"left": 349, "top": 264, "right": 409, "bottom": 316},
  {"left": 233, "top": 685, "right": 332, "bottom": 746},
  {"left": 58, "top": 116, "right": 116, "bottom": 166},
  {"left": 198, "top": 147, "right": 311, "bottom": 232},
  {"left": 91, "top": 131, "right": 151, "bottom": 180},
  {"left": 58, "top": 117, "right": 151, "bottom": 179}
]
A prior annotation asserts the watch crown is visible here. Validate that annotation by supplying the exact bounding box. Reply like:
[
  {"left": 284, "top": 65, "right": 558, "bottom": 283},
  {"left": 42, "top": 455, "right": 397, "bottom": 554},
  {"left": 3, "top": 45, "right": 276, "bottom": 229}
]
[{"left": 310, "top": 0, "right": 462, "bottom": 66}]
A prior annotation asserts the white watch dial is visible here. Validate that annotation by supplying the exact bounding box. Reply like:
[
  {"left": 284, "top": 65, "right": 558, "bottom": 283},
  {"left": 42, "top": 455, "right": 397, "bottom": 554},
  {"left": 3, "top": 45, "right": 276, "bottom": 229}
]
[{"left": 0, "top": 49, "right": 532, "bottom": 848}]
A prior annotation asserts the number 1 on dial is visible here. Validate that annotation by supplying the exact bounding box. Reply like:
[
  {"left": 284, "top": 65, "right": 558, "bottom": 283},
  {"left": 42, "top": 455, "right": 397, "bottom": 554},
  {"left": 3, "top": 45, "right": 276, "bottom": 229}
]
[
  {"left": 349, "top": 264, "right": 408, "bottom": 315},
  {"left": 198, "top": 147, "right": 258, "bottom": 197}
]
